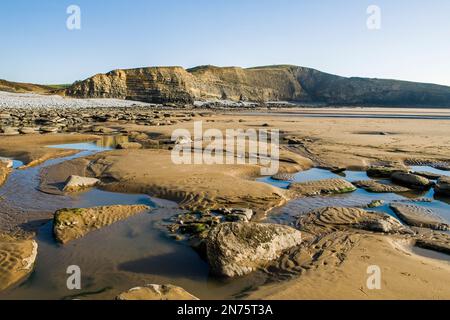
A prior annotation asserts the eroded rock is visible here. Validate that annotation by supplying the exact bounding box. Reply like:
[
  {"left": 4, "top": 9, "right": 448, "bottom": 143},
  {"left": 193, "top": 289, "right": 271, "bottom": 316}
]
[
  {"left": 390, "top": 172, "right": 432, "bottom": 190},
  {"left": 116, "top": 284, "right": 199, "bottom": 300},
  {"left": 289, "top": 178, "right": 356, "bottom": 196},
  {"left": 390, "top": 204, "right": 449, "bottom": 231},
  {"left": 353, "top": 180, "right": 410, "bottom": 193},
  {"left": 63, "top": 175, "right": 100, "bottom": 192},
  {"left": 297, "top": 207, "right": 410, "bottom": 235},
  {"left": 435, "top": 176, "right": 450, "bottom": 196},
  {"left": 53, "top": 205, "right": 150, "bottom": 244},
  {"left": 206, "top": 222, "right": 302, "bottom": 277},
  {"left": 0, "top": 233, "right": 38, "bottom": 291}
]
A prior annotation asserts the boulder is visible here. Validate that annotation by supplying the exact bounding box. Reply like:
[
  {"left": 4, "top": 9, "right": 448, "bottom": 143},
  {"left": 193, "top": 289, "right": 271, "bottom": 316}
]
[
  {"left": 0, "top": 127, "right": 19, "bottom": 136},
  {"left": 391, "top": 172, "right": 432, "bottom": 190},
  {"left": 353, "top": 180, "right": 410, "bottom": 193},
  {"left": 289, "top": 178, "right": 356, "bottom": 196},
  {"left": 116, "top": 284, "right": 199, "bottom": 300},
  {"left": 390, "top": 204, "right": 449, "bottom": 231},
  {"left": 435, "top": 176, "right": 450, "bottom": 196},
  {"left": 40, "top": 126, "right": 59, "bottom": 133},
  {"left": 206, "top": 222, "right": 302, "bottom": 277},
  {"left": 0, "top": 233, "right": 38, "bottom": 291},
  {"left": 366, "top": 166, "right": 405, "bottom": 178},
  {"left": 116, "top": 142, "right": 143, "bottom": 150},
  {"left": 19, "top": 127, "right": 39, "bottom": 134},
  {"left": 297, "top": 207, "right": 410, "bottom": 235},
  {"left": 63, "top": 175, "right": 100, "bottom": 192},
  {"left": 53, "top": 205, "right": 150, "bottom": 244},
  {"left": 216, "top": 208, "right": 254, "bottom": 222}
]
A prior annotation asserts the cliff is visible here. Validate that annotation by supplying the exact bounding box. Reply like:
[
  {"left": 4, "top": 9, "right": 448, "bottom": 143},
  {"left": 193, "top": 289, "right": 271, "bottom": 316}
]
[{"left": 63, "top": 65, "right": 450, "bottom": 107}]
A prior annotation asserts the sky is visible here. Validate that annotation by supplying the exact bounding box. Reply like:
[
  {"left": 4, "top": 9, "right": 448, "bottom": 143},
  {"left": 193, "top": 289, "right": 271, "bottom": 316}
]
[{"left": 0, "top": 0, "right": 449, "bottom": 85}]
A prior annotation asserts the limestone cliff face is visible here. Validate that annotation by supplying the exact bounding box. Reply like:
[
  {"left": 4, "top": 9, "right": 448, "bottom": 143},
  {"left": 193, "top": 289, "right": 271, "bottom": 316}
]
[{"left": 65, "top": 65, "right": 450, "bottom": 107}]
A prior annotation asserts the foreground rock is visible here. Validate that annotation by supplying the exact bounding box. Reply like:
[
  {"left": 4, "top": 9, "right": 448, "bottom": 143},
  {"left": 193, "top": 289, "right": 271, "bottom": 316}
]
[
  {"left": 353, "top": 180, "right": 409, "bottom": 193},
  {"left": 0, "top": 233, "right": 38, "bottom": 291},
  {"left": 63, "top": 175, "right": 100, "bottom": 192},
  {"left": 289, "top": 178, "right": 356, "bottom": 196},
  {"left": 206, "top": 222, "right": 302, "bottom": 277},
  {"left": 297, "top": 207, "right": 410, "bottom": 235},
  {"left": 391, "top": 172, "right": 432, "bottom": 190},
  {"left": 116, "top": 284, "right": 199, "bottom": 300},
  {"left": 53, "top": 205, "right": 150, "bottom": 244},
  {"left": 435, "top": 176, "right": 450, "bottom": 196},
  {"left": 390, "top": 204, "right": 449, "bottom": 231}
]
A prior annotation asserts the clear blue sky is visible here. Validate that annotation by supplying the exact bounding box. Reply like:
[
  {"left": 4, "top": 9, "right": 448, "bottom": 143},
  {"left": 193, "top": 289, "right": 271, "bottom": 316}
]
[{"left": 1, "top": 0, "right": 449, "bottom": 85}]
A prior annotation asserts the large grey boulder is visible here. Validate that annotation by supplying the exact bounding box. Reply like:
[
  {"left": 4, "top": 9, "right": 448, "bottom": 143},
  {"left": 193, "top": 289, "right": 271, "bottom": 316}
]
[{"left": 206, "top": 222, "right": 302, "bottom": 277}]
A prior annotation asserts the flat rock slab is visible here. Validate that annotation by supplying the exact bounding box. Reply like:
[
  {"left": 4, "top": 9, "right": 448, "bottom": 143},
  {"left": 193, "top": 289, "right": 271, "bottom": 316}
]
[
  {"left": 271, "top": 173, "right": 296, "bottom": 181},
  {"left": 116, "top": 284, "right": 199, "bottom": 300},
  {"left": 297, "top": 207, "right": 410, "bottom": 235},
  {"left": 206, "top": 222, "right": 302, "bottom": 277},
  {"left": 116, "top": 142, "right": 143, "bottom": 150},
  {"left": 390, "top": 204, "right": 449, "bottom": 231},
  {"left": 391, "top": 172, "right": 432, "bottom": 190},
  {"left": 289, "top": 178, "right": 356, "bottom": 196},
  {"left": 53, "top": 205, "right": 151, "bottom": 244},
  {"left": 63, "top": 175, "right": 100, "bottom": 192},
  {"left": 0, "top": 234, "right": 38, "bottom": 291},
  {"left": 0, "top": 164, "right": 11, "bottom": 187},
  {"left": 415, "top": 232, "right": 450, "bottom": 255},
  {"left": 412, "top": 171, "right": 442, "bottom": 180},
  {"left": 435, "top": 176, "right": 450, "bottom": 196},
  {"left": 353, "top": 180, "right": 410, "bottom": 193},
  {"left": 366, "top": 166, "right": 406, "bottom": 178}
]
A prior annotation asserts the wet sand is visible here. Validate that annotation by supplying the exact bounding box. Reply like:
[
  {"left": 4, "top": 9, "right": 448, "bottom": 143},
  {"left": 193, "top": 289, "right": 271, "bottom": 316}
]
[{"left": 1, "top": 107, "right": 450, "bottom": 300}]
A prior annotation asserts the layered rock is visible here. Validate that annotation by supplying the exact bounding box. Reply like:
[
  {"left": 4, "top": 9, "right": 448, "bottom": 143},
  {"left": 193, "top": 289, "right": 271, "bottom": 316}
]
[
  {"left": 390, "top": 204, "right": 449, "bottom": 231},
  {"left": 391, "top": 172, "right": 432, "bottom": 190},
  {"left": 53, "top": 205, "right": 150, "bottom": 244},
  {"left": 206, "top": 222, "right": 302, "bottom": 277},
  {"left": 64, "top": 65, "right": 450, "bottom": 107},
  {"left": 296, "top": 207, "right": 410, "bottom": 235},
  {"left": 435, "top": 176, "right": 450, "bottom": 196},
  {"left": 289, "top": 178, "right": 356, "bottom": 196},
  {"left": 353, "top": 180, "right": 410, "bottom": 193}
]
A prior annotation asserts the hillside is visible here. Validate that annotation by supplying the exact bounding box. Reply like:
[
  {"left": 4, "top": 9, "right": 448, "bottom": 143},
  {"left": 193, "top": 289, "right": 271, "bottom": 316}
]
[
  {"left": 6, "top": 65, "right": 450, "bottom": 107},
  {"left": 0, "top": 79, "right": 63, "bottom": 94}
]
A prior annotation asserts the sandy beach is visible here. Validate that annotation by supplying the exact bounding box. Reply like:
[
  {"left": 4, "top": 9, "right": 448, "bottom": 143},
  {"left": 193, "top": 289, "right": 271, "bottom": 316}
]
[{"left": 0, "top": 107, "right": 449, "bottom": 300}]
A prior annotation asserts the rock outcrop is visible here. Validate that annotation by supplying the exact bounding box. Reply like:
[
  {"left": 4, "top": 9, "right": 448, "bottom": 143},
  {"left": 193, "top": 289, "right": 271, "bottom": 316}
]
[
  {"left": 391, "top": 172, "right": 432, "bottom": 190},
  {"left": 64, "top": 65, "right": 450, "bottom": 107},
  {"left": 116, "top": 284, "right": 199, "bottom": 300},
  {"left": 206, "top": 222, "right": 302, "bottom": 277},
  {"left": 435, "top": 176, "right": 450, "bottom": 196},
  {"left": 390, "top": 204, "right": 449, "bottom": 231},
  {"left": 0, "top": 233, "right": 38, "bottom": 291},
  {"left": 297, "top": 207, "right": 410, "bottom": 235},
  {"left": 289, "top": 178, "right": 356, "bottom": 196},
  {"left": 353, "top": 180, "right": 410, "bottom": 193},
  {"left": 53, "top": 205, "right": 150, "bottom": 244}
]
